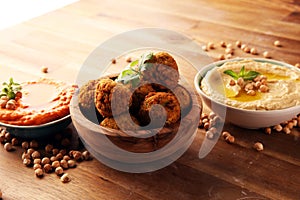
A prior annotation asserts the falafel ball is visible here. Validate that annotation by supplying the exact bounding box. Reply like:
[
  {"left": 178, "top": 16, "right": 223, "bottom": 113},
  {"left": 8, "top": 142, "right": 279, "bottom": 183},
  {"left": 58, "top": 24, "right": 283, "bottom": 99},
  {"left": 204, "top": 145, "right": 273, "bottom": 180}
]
[
  {"left": 100, "top": 114, "right": 140, "bottom": 130},
  {"left": 79, "top": 79, "right": 99, "bottom": 111},
  {"left": 139, "top": 92, "right": 181, "bottom": 127},
  {"left": 142, "top": 52, "right": 179, "bottom": 90},
  {"left": 130, "top": 83, "right": 156, "bottom": 114},
  {"left": 94, "top": 78, "right": 132, "bottom": 117}
]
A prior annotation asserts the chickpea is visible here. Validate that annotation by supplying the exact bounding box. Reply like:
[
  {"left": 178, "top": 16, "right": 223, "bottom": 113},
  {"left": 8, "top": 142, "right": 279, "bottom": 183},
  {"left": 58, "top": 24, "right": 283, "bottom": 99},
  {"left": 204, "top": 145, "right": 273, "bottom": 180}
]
[
  {"left": 6, "top": 100, "right": 16, "bottom": 110},
  {"left": 259, "top": 85, "right": 269, "bottom": 93},
  {"left": 295, "top": 63, "right": 300, "bottom": 69},
  {"left": 67, "top": 160, "right": 76, "bottom": 168},
  {"left": 207, "top": 42, "right": 215, "bottom": 49},
  {"left": 52, "top": 148, "right": 59, "bottom": 156},
  {"left": 41, "top": 66, "right": 48, "bottom": 73},
  {"left": 82, "top": 151, "right": 91, "bottom": 161},
  {"left": 253, "top": 142, "right": 264, "bottom": 151},
  {"left": 250, "top": 47, "right": 258, "bottom": 55},
  {"left": 241, "top": 44, "right": 247, "bottom": 50},
  {"left": 206, "top": 131, "right": 214, "bottom": 139},
  {"left": 4, "top": 132, "right": 11, "bottom": 141},
  {"left": 33, "top": 163, "right": 42, "bottom": 170},
  {"left": 29, "top": 140, "right": 38, "bottom": 149},
  {"left": 23, "top": 158, "right": 32, "bottom": 166},
  {"left": 245, "top": 83, "right": 254, "bottom": 91},
  {"left": 61, "top": 173, "right": 70, "bottom": 183},
  {"left": 52, "top": 161, "right": 60, "bottom": 168},
  {"left": 59, "top": 149, "right": 67, "bottom": 156},
  {"left": 247, "top": 90, "right": 256, "bottom": 96},
  {"left": 237, "top": 77, "right": 244, "bottom": 87},
  {"left": 4, "top": 142, "right": 13, "bottom": 151},
  {"left": 111, "top": 58, "right": 116, "bottom": 64},
  {"left": 273, "top": 124, "right": 283, "bottom": 132},
  {"left": 22, "top": 152, "right": 31, "bottom": 160},
  {"left": 226, "top": 43, "right": 233, "bottom": 49},
  {"left": 31, "top": 151, "right": 40, "bottom": 159},
  {"left": 11, "top": 138, "right": 18, "bottom": 146},
  {"left": 235, "top": 40, "right": 242, "bottom": 48},
  {"left": 202, "top": 45, "right": 208, "bottom": 51},
  {"left": 225, "top": 54, "right": 232, "bottom": 59},
  {"left": 225, "top": 135, "right": 235, "bottom": 144},
  {"left": 287, "top": 121, "right": 294, "bottom": 129},
  {"left": 273, "top": 40, "right": 281, "bottom": 47},
  {"left": 43, "top": 164, "right": 52, "bottom": 173},
  {"left": 50, "top": 156, "right": 57, "bottom": 162},
  {"left": 201, "top": 113, "right": 209, "bottom": 119},
  {"left": 263, "top": 51, "right": 271, "bottom": 58},
  {"left": 73, "top": 151, "right": 82, "bottom": 161},
  {"left": 292, "top": 119, "right": 298, "bottom": 127},
  {"left": 41, "top": 157, "right": 50, "bottom": 165},
  {"left": 35, "top": 168, "right": 44, "bottom": 178},
  {"left": 45, "top": 144, "right": 53, "bottom": 153},
  {"left": 0, "top": 99, "right": 7, "bottom": 108},
  {"left": 283, "top": 126, "right": 291, "bottom": 134},
  {"left": 60, "top": 160, "right": 69, "bottom": 169},
  {"left": 254, "top": 81, "right": 261, "bottom": 88},
  {"left": 203, "top": 122, "right": 210, "bottom": 130},
  {"left": 225, "top": 48, "right": 234, "bottom": 54},
  {"left": 55, "top": 167, "right": 64, "bottom": 176},
  {"left": 229, "top": 79, "right": 236, "bottom": 86},
  {"left": 222, "top": 131, "right": 231, "bottom": 139},
  {"left": 218, "top": 54, "right": 225, "bottom": 60},
  {"left": 243, "top": 46, "right": 251, "bottom": 53},
  {"left": 63, "top": 155, "right": 71, "bottom": 161},
  {"left": 56, "top": 153, "right": 64, "bottom": 161},
  {"left": 33, "top": 158, "right": 41, "bottom": 165},
  {"left": 220, "top": 41, "right": 226, "bottom": 47},
  {"left": 264, "top": 127, "right": 272, "bottom": 134},
  {"left": 21, "top": 141, "right": 29, "bottom": 149}
]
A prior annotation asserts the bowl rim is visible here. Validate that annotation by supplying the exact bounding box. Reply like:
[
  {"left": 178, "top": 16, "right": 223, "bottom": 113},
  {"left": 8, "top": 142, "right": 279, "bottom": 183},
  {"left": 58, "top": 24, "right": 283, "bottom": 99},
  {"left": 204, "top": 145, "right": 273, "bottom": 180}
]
[
  {"left": 194, "top": 57, "right": 300, "bottom": 114},
  {"left": 0, "top": 114, "right": 71, "bottom": 129}
]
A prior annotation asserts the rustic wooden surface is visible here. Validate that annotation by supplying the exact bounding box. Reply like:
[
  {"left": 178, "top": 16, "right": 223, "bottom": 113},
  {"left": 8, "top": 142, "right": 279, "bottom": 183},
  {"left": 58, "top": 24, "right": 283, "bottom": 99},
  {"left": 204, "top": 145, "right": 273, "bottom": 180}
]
[{"left": 0, "top": 0, "right": 300, "bottom": 199}]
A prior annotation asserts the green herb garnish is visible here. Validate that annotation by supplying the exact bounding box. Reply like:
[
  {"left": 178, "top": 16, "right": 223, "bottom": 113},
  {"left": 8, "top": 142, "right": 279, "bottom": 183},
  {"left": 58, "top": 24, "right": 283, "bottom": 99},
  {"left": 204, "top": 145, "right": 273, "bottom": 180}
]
[
  {"left": 116, "top": 52, "right": 154, "bottom": 87},
  {"left": 223, "top": 66, "right": 260, "bottom": 81},
  {"left": 0, "top": 78, "right": 22, "bottom": 100}
]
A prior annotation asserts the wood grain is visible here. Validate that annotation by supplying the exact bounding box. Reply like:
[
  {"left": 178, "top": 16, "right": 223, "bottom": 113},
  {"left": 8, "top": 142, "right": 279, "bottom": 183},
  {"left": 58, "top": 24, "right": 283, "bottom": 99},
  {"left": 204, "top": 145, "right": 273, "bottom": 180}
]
[{"left": 0, "top": 0, "right": 299, "bottom": 199}]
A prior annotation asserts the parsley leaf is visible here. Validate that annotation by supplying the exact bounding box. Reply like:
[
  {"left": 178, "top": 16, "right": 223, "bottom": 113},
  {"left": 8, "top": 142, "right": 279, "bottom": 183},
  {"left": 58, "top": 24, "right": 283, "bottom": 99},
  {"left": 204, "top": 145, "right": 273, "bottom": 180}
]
[{"left": 223, "top": 66, "right": 260, "bottom": 81}]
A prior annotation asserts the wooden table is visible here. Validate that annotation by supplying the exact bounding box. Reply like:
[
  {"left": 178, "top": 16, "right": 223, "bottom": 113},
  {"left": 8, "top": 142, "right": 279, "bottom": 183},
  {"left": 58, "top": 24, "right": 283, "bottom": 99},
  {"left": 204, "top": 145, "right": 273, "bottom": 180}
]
[{"left": 0, "top": 0, "right": 299, "bottom": 199}]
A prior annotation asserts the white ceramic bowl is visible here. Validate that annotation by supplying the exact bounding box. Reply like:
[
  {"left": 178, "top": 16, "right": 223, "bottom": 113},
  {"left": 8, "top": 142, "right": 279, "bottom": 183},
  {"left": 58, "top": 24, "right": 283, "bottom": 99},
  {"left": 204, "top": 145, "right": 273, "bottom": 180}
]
[{"left": 194, "top": 58, "right": 300, "bottom": 129}]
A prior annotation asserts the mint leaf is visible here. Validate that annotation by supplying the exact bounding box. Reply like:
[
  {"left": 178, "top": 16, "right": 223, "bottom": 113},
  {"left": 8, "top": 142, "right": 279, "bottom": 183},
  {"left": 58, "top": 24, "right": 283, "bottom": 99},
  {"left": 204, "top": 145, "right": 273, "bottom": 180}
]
[
  {"left": 223, "top": 70, "right": 239, "bottom": 79},
  {"left": 244, "top": 71, "right": 260, "bottom": 80}
]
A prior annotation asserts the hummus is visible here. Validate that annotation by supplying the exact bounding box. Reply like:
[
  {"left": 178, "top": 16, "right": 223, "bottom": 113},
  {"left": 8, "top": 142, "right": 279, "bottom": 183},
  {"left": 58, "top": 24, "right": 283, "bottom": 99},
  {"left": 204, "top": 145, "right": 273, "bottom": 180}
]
[
  {"left": 0, "top": 78, "right": 76, "bottom": 125},
  {"left": 201, "top": 59, "right": 300, "bottom": 110}
]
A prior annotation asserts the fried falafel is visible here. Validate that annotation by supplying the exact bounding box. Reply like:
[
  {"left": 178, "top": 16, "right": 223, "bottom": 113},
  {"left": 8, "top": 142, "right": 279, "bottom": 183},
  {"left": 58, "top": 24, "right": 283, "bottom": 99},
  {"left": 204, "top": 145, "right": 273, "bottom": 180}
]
[
  {"left": 139, "top": 92, "right": 181, "bottom": 127},
  {"left": 94, "top": 78, "right": 132, "bottom": 117}
]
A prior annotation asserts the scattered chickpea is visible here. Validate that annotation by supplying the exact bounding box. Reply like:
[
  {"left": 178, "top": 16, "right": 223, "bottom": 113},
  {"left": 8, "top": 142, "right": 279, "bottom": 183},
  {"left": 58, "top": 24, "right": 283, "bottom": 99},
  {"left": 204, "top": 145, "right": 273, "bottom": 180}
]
[
  {"left": 52, "top": 148, "right": 59, "bottom": 156},
  {"left": 4, "top": 142, "right": 13, "bottom": 152},
  {"left": 11, "top": 138, "right": 18, "bottom": 146},
  {"left": 63, "top": 155, "right": 71, "bottom": 161},
  {"left": 125, "top": 56, "right": 132, "bottom": 63},
  {"left": 52, "top": 160, "right": 60, "bottom": 168},
  {"left": 226, "top": 43, "right": 233, "bottom": 49},
  {"left": 264, "top": 127, "right": 272, "bottom": 134},
  {"left": 225, "top": 135, "right": 235, "bottom": 144},
  {"left": 33, "top": 158, "right": 41, "bottom": 165},
  {"left": 41, "top": 157, "right": 50, "bottom": 165},
  {"left": 273, "top": 124, "right": 283, "bottom": 132},
  {"left": 283, "top": 126, "right": 291, "bottom": 134},
  {"left": 263, "top": 51, "right": 271, "bottom": 58},
  {"left": 29, "top": 140, "right": 38, "bottom": 149},
  {"left": 59, "top": 149, "right": 67, "bottom": 156},
  {"left": 23, "top": 158, "right": 32, "bottom": 166},
  {"left": 222, "top": 131, "right": 231, "bottom": 139},
  {"left": 22, "top": 152, "right": 31, "bottom": 160},
  {"left": 33, "top": 163, "right": 42, "bottom": 170},
  {"left": 21, "top": 141, "right": 29, "bottom": 149},
  {"left": 292, "top": 119, "right": 298, "bottom": 127},
  {"left": 218, "top": 54, "right": 225, "bottom": 60},
  {"left": 45, "top": 144, "right": 53, "bottom": 153},
  {"left": 73, "top": 151, "right": 82, "bottom": 161},
  {"left": 253, "top": 142, "right": 264, "bottom": 151},
  {"left": 250, "top": 47, "right": 258, "bottom": 55},
  {"left": 225, "top": 48, "right": 234, "bottom": 55},
  {"left": 273, "top": 40, "right": 281, "bottom": 47},
  {"left": 286, "top": 122, "right": 294, "bottom": 129},
  {"left": 235, "top": 40, "right": 242, "bottom": 48},
  {"left": 203, "top": 122, "right": 210, "bottom": 130},
  {"left": 61, "top": 173, "right": 71, "bottom": 183},
  {"left": 55, "top": 167, "right": 64, "bottom": 176},
  {"left": 35, "top": 168, "right": 44, "bottom": 178},
  {"left": 41, "top": 66, "right": 48, "bottom": 73},
  {"left": 43, "top": 164, "right": 52, "bottom": 173},
  {"left": 67, "top": 160, "right": 76, "bottom": 168},
  {"left": 208, "top": 112, "right": 216, "bottom": 120},
  {"left": 60, "top": 160, "right": 69, "bottom": 169},
  {"left": 225, "top": 54, "right": 232, "bottom": 59},
  {"left": 50, "top": 156, "right": 58, "bottom": 162},
  {"left": 202, "top": 45, "right": 208, "bottom": 51},
  {"left": 4, "top": 132, "right": 11, "bottom": 141},
  {"left": 241, "top": 44, "right": 247, "bottom": 50},
  {"left": 207, "top": 42, "right": 215, "bottom": 49},
  {"left": 295, "top": 63, "right": 300, "bottom": 69},
  {"left": 56, "top": 153, "right": 63, "bottom": 161},
  {"left": 82, "top": 151, "right": 91, "bottom": 161},
  {"left": 31, "top": 151, "right": 41, "bottom": 159},
  {"left": 220, "top": 41, "right": 226, "bottom": 47},
  {"left": 243, "top": 46, "right": 251, "bottom": 53},
  {"left": 111, "top": 58, "right": 116, "bottom": 64}
]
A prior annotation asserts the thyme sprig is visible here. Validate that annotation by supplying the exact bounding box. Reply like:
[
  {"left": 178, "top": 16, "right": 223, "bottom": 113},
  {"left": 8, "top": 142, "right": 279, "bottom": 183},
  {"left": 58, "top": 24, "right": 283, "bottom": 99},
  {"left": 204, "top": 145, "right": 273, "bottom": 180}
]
[{"left": 0, "top": 78, "right": 22, "bottom": 100}]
